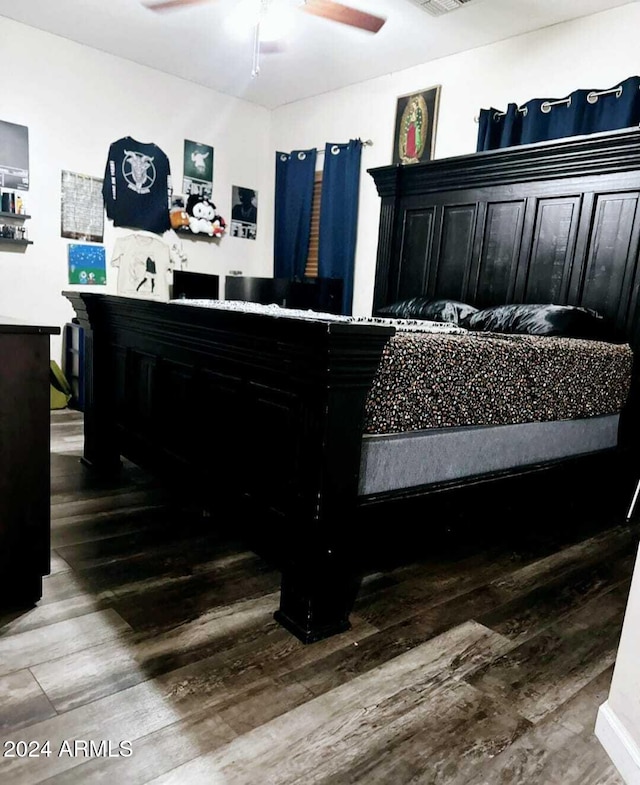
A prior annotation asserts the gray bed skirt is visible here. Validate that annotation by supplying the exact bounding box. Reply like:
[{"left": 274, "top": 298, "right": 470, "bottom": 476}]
[{"left": 358, "top": 414, "right": 620, "bottom": 496}]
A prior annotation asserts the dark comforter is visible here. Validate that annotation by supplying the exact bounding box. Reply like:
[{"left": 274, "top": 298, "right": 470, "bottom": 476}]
[{"left": 364, "top": 332, "right": 633, "bottom": 434}]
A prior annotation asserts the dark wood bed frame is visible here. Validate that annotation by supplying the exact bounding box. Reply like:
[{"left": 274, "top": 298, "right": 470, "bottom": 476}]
[{"left": 65, "top": 128, "right": 640, "bottom": 644}]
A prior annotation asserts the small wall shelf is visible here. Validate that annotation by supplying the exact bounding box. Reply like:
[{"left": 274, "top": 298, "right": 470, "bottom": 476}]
[
  {"left": 0, "top": 212, "right": 31, "bottom": 220},
  {"left": 0, "top": 210, "right": 32, "bottom": 246},
  {"left": 0, "top": 238, "right": 33, "bottom": 247}
]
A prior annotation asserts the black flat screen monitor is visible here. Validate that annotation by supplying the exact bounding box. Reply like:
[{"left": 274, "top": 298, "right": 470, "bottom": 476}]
[
  {"left": 172, "top": 271, "right": 220, "bottom": 301},
  {"left": 225, "top": 276, "right": 290, "bottom": 306},
  {"left": 224, "top": 276, "right": 343, "bottom": 313}
]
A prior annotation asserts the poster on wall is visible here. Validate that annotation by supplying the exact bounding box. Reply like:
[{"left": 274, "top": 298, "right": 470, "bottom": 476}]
[
  {"left": 68, "top": 244, "right": 107, "bottom": 285},
  {"left": 182, "top": 139, "right": 214, "bottom": 198},
  {"left": 392, "top": 85, "right": 441, "bottom": 165},
  {"left": 61, "top": 170, "right": 105, "bottom": 242},
  {"left": 0, "top": 120, "right": 29, "bottom": 190},
  {"left": 230, "top": 185, "right": 258, "bottom": 240}
]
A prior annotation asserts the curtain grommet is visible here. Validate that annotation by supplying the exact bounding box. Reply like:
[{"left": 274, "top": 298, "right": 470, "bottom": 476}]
[
  {"left": 587, "top": 85, "right": 623, "bottom": 104},
  {"left": 298, "top": 152, "right": 306, "bottom": 161},
  {"left": 541, "top": 96, "right": 571, "bottom": 114},
  {"left": 331, "top": 145, "right": 341, "bottom": 155}
]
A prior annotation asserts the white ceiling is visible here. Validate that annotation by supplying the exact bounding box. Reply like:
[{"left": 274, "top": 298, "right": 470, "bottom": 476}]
[{"left": 0, "top": 0, "right": 636, "bottom": 109}]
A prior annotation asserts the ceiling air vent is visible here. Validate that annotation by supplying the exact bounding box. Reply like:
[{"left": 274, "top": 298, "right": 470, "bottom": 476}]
[{"left": 408, "top": 0, "right": 475, "bottom": 17}]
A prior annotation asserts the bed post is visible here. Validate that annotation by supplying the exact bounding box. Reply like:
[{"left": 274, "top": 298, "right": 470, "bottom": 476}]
[
  {"left": 370, "top": 164, "right": 402, "bottom": 314},
  {"left": 270, "top": 322, "right": 395, "bottom": 643},
  {"left": 63, "top": 292, "right": 121, "bottom": 473}
]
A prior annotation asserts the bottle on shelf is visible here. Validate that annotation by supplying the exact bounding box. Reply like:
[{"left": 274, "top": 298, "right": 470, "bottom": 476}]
[{"left": 0, "top": 191, "right": 26, "bottom": 215}]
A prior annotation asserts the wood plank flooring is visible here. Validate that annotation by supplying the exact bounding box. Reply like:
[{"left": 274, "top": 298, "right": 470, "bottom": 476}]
[{"left": 0, "top": 407, "right": 637, "bottom": 784}]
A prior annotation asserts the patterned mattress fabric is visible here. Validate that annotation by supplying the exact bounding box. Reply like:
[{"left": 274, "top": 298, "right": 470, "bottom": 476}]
[{"left": 363, "top": 331, "right": 634, "bottom": 435}]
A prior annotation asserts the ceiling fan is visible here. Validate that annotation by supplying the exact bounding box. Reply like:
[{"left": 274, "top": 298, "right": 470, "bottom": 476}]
[{"left": 142, "top": 0, "right": 387, "bottom": 35}]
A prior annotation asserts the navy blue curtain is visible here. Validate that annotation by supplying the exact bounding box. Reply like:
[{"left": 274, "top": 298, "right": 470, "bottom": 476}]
[
  {"left": 476, "top": 103, "right": 524, "bottom": 151},
  {"left": 477, "top": 75, "right": 640, "bottom": 151},
  {"left": 318, "top": 139, "right": 363, "bottom": 315},
  {"left": 274, "top": 148, "right": 317, "bottom": 279}
]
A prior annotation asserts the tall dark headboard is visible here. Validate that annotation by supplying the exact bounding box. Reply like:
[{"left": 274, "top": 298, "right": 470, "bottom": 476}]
[{"left": 368, "top": 128, "right": 640, "bottom": 349}]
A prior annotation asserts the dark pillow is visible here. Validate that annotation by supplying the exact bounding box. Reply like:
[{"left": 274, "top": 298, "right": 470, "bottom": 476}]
[
  {"left": 377, "top": 297, "right": 478, "bottom": 325},
  {"left": 466, "top": 303, "right": 615, "bottom": 340}
]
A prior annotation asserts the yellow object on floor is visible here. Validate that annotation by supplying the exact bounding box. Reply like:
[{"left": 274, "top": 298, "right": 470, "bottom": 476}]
[{"left": 50, "top": 359, "right": 72, "bottom": 409}]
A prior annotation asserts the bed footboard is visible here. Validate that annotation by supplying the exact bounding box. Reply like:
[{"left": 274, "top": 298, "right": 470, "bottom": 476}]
[{"left": 64, "top": 292, "right": 393, "bottom": 643}]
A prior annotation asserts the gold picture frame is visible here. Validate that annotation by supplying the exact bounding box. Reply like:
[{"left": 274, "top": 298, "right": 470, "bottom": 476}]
[{"left": 392, "top": 85, "right": 441, "bottom": 165}]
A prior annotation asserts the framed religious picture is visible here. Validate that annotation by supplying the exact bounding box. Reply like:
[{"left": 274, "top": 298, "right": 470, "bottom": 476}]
[{"left": 392, "top": 85, "right": 441, "bottom": 165}]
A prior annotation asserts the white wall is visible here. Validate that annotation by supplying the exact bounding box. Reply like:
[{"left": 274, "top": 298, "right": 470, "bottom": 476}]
[
  {"left": 596, "top": 541, "right": 640, "bottom": 785},
  {"left": 0, "top": 18, "right": 273, "bottom": 362},
  {"left": 270, "top": 2, "right": 640, "bottom": 318}
]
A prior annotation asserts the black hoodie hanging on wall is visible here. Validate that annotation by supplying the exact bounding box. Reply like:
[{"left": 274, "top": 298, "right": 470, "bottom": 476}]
[{"left": 102, "top": 136, "right": 172, "bottom": 234}]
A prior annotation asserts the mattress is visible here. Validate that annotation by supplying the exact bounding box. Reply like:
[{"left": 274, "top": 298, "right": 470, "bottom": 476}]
[
  {"left": 364, "top": 331, "right": 633, "bottom": 434},
  {"left": 358, "top": 414, "right": 620, "bottom": 495}
]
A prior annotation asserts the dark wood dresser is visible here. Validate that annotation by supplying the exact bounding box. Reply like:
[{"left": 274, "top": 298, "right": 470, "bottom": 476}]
[{"left": 0, "top": 317, "right": 59, "bottom": 608}]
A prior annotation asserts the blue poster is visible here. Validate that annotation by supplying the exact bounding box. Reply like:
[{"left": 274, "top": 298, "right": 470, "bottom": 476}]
[{"left": 68, "top": 243, "right": 106, "bottom": 285}]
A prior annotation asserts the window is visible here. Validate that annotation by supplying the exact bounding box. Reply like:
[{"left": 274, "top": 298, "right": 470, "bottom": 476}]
[{"left": 304, "top": 171, "right": 323, "bottom": 278}]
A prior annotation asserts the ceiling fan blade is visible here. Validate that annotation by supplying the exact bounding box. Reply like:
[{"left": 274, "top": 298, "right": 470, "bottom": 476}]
[
  {"left": 301, "top": 0, "right": 386, "bottom": 33},
  {"left": 143, "top": 0, "right": 214, "bottom": 12}
]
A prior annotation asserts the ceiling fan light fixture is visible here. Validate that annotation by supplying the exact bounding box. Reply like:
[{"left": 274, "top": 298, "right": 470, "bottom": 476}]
[
  {"left": 259, "top": 1, "right": 295, "bottom": 42},
  {"left": 224, "top": 0, "right": 260, "bottom": 39},
  {"left": 408, "top": 0, "right": 475, "bottom": 17},
  {"left": 224, "top": 0, "right": 292, "bottom": 43}
]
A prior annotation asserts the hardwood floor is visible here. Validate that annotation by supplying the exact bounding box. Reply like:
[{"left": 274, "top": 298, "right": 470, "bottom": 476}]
[{"left": 0, "top": 407, "right": 636, "bottom": 784}]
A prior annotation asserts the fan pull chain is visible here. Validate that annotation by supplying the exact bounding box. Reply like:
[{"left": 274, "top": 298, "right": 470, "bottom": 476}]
[
  {"left": 251, "top": 0, "right": 272, "bottom": 78},
  {"left": 251, "top": 19, "right": 261, "bottom": 78}
]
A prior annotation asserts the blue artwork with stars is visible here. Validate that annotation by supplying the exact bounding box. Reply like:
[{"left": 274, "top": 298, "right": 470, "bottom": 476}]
[{"left": 68, "top": 244, "right": 106, "bottom": 285}]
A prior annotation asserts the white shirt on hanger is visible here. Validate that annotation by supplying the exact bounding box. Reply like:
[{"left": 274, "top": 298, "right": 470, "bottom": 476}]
[{"left": 111, "top": 233, "right": 172, "bottom": 301}]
